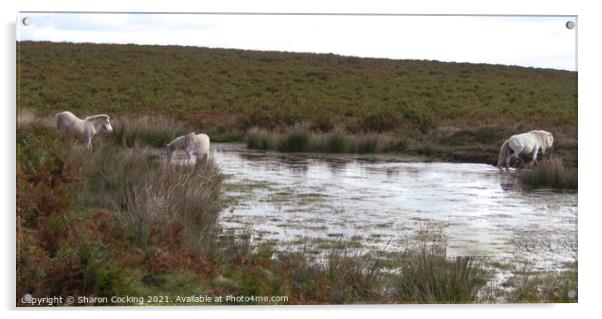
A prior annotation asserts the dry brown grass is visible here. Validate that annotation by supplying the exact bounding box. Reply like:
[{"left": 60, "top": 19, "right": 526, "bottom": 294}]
[
  {"left": 69, "top": 139, "right": 224, "bottom": 253},
  {"left": 519, "top": 155, "right": 577, "bottom": 190},
  {"left": 124, "top": 159, "right": 223, "bottom": 252},
  {"left": 390, "top": 229, "right": 489, "bottom": 303}
]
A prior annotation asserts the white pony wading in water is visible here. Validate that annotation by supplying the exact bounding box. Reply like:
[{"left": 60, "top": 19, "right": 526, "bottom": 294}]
[
  {"left": 497, "top": 130, "right": 554, "bottom": 169},
  {"left": 165, "top": 132, "right": 210, "bottom": 164},
  {"left": 55, "top": 111, "right": 113, "bottom": 150}
]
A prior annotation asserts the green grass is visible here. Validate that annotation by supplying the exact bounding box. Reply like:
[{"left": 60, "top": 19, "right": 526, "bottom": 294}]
[
  {"left": 18, "top": 41, "right": 576, "bottom": 136},
  {"left": 246, "top": 127, "right": 277, "bottom": 150},
  {"left": 278, "top": 125, "right": 311, "bottom": 152}
]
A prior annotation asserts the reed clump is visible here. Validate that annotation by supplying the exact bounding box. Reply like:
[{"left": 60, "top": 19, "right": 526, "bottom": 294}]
[
  {"left": 519, "top": 156, "right": 577, "bottom": 190},
  {"left": 390, "top": 231, "right": 489, "bottom": 303},
  {"left": 69, "top": 139, "right": 224, "bottom": 253},
  {"left": 246, "top": 125, "right": 408, "bottom": 154}
]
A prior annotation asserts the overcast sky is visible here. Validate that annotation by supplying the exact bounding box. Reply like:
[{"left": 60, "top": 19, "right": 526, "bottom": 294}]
[{"left": 17, "top": 13, "right": 577, "bottom": 71}]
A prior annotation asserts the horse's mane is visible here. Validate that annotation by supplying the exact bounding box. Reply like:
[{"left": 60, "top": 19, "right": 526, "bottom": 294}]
[
  {"left": 529, "top": 130, "right": 552, "bottom": 150},
  {"left": 84, "top": 114, "right": 110, "bottom": 121},
  {"left": 167, "top": 135, "right": 187, "bottom": 148}
]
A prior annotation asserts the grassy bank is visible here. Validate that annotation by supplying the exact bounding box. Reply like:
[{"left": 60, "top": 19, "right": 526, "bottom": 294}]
[{"left": 245, "top": 124, "right": 577, "bottom": 168}]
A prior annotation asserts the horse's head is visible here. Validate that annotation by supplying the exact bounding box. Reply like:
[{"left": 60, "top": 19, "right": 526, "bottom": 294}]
[
  {"left": 537, "top": 130, "right": 554, "bottom": 153},
  {"left": 546, "top": 133, "right": 554, "bottom": 148},
  {"left": 546, "top": 132, "right": 554, "bottom": 149},
  {"left": 165, "top": 142, "right": 176, "bottom": 163},
  {"left": 102, "top": 118, "right": 113, "bottom": 134}
]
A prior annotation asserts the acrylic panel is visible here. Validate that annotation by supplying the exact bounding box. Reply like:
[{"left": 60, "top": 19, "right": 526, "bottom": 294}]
[{"left": 16, "top": 12, "right": 577, "bottom": 306}]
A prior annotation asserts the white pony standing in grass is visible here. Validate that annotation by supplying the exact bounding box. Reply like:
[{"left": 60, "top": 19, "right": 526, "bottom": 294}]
[
  {"left": 497, "top": 130, "right": 554, "bottom": 169},
  {"left": 165, "top": 132, "right": 210, "bottom": 164},
  {"left": 55, "top": 111, "right": 113, "bottom": 150}
]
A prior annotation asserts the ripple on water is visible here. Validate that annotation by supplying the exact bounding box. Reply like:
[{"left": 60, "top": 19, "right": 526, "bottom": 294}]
[{"left": 209, "top": 143, "right": 577, "bottom": 271}]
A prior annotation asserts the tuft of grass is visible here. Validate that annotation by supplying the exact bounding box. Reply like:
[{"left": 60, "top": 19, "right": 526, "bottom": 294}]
[
  {"left": 283, "top": 249, "right": 383, "bottom": 303},
  {"left": 356, "top": 135, "right": 378, "bottom": 154},
  {"left": 68, "top": 138, "right": 224, "bottom": 254},
  {"left": 246, "top": 127, "right": 277, "bottom": 150},
  {"left": 390, "top": 231, "right": 489, "bottom": 303},
  {"left": 519, "top": 156, "right": 577, "bottom": 190},
  {"left": 325, "top": 133, "right": 347, "bottom": 153},
  {"left": 124, "top": 159, "right": 224, "bottom": 254},
  {"left": 502, "top": 262, "right": 578, "bottom": 303},
  {"left": 278, "top": 123, "right": 312, "bottom": 153}
]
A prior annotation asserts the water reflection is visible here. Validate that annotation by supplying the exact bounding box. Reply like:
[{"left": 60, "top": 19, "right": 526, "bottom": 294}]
[{"left": 211, "top": 143, "right": 577, "bottom": 271}]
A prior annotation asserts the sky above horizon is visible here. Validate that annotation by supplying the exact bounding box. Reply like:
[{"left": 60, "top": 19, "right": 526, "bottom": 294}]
[{"left": 17, "top": 13, "right": 577, "bottom": 71}]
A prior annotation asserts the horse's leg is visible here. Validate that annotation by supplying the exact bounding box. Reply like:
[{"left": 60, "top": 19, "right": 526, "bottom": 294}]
[
  {"left": 197, "top": 151, "right": 207, "bottom": 163},
  {"left": 185, "top": 150, "right": 195, "bottom": 165},
  {"left": 509, "top": 145, "right": 524, "bottom": 169},
  {"left": 86, "top": 136, "right": 93, "bottom": 151},
  {"left": 531, "top": 146, "right": 540, "bottom": 166}
]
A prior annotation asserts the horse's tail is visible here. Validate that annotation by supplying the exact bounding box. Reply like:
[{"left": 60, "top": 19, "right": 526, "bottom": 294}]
[
  {"left": 54, "top": 112, "right": 63, "bottom": 131},
  {"left": 497, "top": 139, "right": 510, "bottom": 168}
]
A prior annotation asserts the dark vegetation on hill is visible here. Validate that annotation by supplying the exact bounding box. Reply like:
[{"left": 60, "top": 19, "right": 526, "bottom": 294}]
[
  {"left": 18, "top": 42, "right": 576, "bottom": 128},
  {"left": 17, "top": 41, "right": 576, "bottom": 165}
]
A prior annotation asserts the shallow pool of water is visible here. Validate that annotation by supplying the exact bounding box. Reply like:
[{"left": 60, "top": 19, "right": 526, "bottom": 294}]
[{"left": 210, "top": 143, "right": 576, "bottom": 270}]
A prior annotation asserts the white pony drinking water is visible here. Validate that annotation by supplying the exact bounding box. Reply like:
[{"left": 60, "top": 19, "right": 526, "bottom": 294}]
[
  {"left": 497, "top": 130, "right": 554, "bottom": 169},
  {"left": 165, "top": 132, "right": 210, "bottom": 164},
  {"left": 55, "top": 111, "right": 113, "bottom": 150}
]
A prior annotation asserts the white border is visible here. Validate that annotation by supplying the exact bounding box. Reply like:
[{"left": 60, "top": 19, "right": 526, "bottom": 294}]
[{"left": 3, "top": 1, "right": 601, "bottom": 318}]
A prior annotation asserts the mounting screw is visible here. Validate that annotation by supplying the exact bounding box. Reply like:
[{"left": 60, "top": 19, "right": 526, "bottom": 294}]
[
  {"left": 566, "top": 21, "right": 575, "bottom": 29},
  {"left": 22, "top": 17, "right": 32, "bottom": 26}
]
